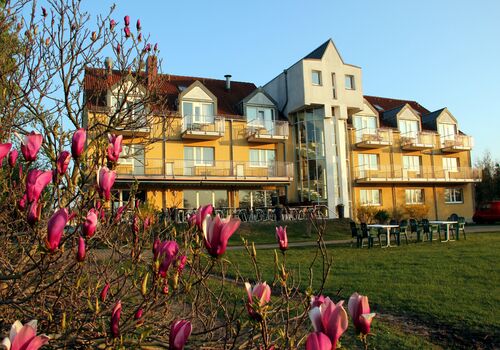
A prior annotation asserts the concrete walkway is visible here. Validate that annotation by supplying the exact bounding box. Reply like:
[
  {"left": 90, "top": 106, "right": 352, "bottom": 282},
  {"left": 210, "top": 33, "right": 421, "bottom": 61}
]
[{"left": 227, "top": 225, "right": 499, "bottom": 251}]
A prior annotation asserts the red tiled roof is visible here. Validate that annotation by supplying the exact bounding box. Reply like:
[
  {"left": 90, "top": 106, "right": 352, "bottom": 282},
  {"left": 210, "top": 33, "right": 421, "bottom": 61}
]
[
  {"left": 364, "top": 95, "right": 430, "bottom": 116},
  {"left": 84, "top": 67, "right": 257, "bottom": 117}
]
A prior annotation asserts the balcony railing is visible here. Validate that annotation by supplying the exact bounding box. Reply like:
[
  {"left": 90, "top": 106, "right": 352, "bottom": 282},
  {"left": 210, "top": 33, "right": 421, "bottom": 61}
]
[
  {"left": 181, "top": 115, "right": 225, "bottom": 139},
  {"left": 116, "top": 158, "right": 293, "bottom": 181},
  {"left": 440, "top": 134, "right": 474, "bottom": 152},
  {"left": 353, "top": 165, "right": 481, "bottom": 183},
  {"left": 246, "top": 120, "right": 289, "bottom": 143},
  {"left": 353, "top": 128, "right": 392, "bottom": 148},
  {"left": 400, "top": 131, "right": 435, "bottom": 150}
]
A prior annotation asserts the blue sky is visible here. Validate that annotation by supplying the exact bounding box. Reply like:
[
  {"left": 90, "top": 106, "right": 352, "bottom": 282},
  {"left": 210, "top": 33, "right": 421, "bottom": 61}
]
[{"left": 83, "top": 0, "right": 500, "bottom": 162}]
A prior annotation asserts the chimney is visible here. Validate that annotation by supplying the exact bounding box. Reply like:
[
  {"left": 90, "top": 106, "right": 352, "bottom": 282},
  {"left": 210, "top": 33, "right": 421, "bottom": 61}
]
[
  {"left": 147, "top": 55, "right": 158, "bottom": 85},
  {"left": 224, "top": 74, "right": 232, "bottom": 91},
  {"left": 104, "top": 57, "right": 113, "bottom": 75}
]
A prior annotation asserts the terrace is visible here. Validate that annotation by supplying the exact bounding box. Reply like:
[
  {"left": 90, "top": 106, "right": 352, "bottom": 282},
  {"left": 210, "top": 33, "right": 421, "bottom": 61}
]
[
  {"left": 246, "top": 120, "right": 289, "bottom": 143},
  {"left": 181, "top": 115, "right": 225, "bottom": 140},
  {"left": 353, "top": 127, "right": 393, "bottom": 148}
]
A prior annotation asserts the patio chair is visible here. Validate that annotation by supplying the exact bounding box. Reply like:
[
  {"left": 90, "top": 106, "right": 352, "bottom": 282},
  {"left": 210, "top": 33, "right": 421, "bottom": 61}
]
[
  {"left": 360, "top": 223, "right": 374, "bottom": 248},
  {"left": 389, "top": 219, "right": 400, "bottom": 245},
  {"left": 398, "top": 220, "right": 409, "bottom": 245},
  {"left": 350, "top": 221, "right": 361, "bottom": 247},
  {"left": 420, "top": 219, "right": 433, "bottom": 242},
  {"left": 458, "top": 216, "right": 466, "bottom": 240},
  {"left": 447, "top": 213, "right": 460, "bottom": 240},
  {"left": 409, "top": 218, "right": 421, "bottom": 242}
]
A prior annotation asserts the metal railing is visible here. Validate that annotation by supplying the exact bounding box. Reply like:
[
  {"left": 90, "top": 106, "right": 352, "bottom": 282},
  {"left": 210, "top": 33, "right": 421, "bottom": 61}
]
[
  {"left": 354, "top": 127, "right": 393, "bottom": 144},
  {"left": 440, "top": 134, "right": 474, "bottom": 149},
  {"left": 246, "top": 120, "right": 289, "bottom": 138},
  {"left": 353, "top": 165, "right": 481, "bottom": 182},
  {"left": 116, "top": 158, "right": 294, "bottom": 179},
  {"left": 181, "top": 115, "right": 225, "bottom": 134},
  {"left": 400, "top": 131, "right": 435, "bottom": 148}
]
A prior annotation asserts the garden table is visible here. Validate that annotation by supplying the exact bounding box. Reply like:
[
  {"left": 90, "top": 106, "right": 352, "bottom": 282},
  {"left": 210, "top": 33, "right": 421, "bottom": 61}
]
[
  {"left": 367, "top": 224, "right": 399, "bottom": 248},
  {"left": 429, "top": 221, "right": 457, "bottom": 242}
]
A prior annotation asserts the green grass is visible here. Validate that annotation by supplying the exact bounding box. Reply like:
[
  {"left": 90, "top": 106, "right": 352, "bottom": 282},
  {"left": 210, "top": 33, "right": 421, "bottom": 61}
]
[
  {"left": 229, "top": 219, "right": 351, "bottom": 246},
  {"left": 225, "top": 231, "right": 500, "bottom": 349}
]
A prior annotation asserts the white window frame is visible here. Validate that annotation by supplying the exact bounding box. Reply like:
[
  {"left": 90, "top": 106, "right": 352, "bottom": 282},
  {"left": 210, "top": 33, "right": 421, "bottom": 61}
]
[
  {"left": 403, "top": 155, "right": 421, "bottom": 172},
  {"left": 249, "top": 149, "right": 275, "bottom": 168},
  {"left": 331, "top": 73, "right": 337, "bottom": 99},
  {"left": 118, "top": 145, "right": 134, "bottom": 165},
  {"left": 184, "top": 146, "right": 214, "bottom": 166},
  {"left": 445, "top": 188, "right": 463, "bottom": 204},
  {"left": 182, "top": 101, "right": 214, "bottom": 124},
  {"left": 345, "top": 75, "right": 355, "bottom": 90},
  {"left": 399, "top": 119, "right": 419, "bottom": 138},
  {"left": 405, "top": 189, "right": 424, "bottom": 205},
  {"left": 442, "top": 157, "right": 459, "bottom": 172},
  {"left": 360, "top": 189, "right": 381, "bottom": 206},
  {"left": 358, "top": 154, "right": 378, "bottom": 170},
  {"left": 311, "top": 70, "right": 322, "bottom": 86},
  {"left": 111, "top": 95, "right": 146, "bottom": 122},
  {"left": 438, "top": 123, "right": 457, "bottom": 142}
]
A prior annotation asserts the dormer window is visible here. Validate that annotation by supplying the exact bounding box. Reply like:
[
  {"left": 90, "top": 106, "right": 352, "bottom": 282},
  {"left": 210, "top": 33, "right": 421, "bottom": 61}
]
[
  {"left": 247, "top": 106, "right": 274, "bottom": 130},
  {"left": 438, "top": 123, "right": 456, "bottom": 141},
  {"left": 111, "top": 95, "right": 146, "bottom": 123},
  {"left": 182, "top": 101, "right": 214, "bottom": 124},
  {"left": 399, "top": 119, "right": 419, "bottom": 138}
]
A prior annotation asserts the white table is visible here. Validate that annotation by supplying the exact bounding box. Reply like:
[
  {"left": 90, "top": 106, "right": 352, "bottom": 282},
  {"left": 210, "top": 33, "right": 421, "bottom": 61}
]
[
  {"left": 429, "top": 221, "right": 457, "bottom": 242},
  {"left": 367, "top": 224, "right": 399, "bottom": 247}
]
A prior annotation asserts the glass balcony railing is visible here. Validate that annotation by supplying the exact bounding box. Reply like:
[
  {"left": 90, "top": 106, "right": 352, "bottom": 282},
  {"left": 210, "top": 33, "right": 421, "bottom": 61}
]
[
  {"left": 353, "top": 165, "right": 481, "bottom": 182},
  {"left": 116, "top": 158, "right": 294, "bottom": 180},
  {"left": 353, "top": 127, "right": 392, "bottom": 148}
]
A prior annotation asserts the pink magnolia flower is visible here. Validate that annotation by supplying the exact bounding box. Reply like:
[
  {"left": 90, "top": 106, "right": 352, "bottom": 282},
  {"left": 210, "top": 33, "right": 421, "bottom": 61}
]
[
  {"left": 26, "top": 169, "right": 52, "bottom": 203},
  {"left": 114, "top": 205, "right": 126, "bottom": 223},
  {"left": 276, "top": 226, "right": 288, "bottom": 251},
  {"left": 245, "top": 282, "right": 271, "bottom": 320},
  {"left": 177, "top": 255, "right": 187, "bottom": 273},
  {"left": 18, "top": 193, "right": 27, "bottom": 211},
  {"left": 143, "top": 43, "right": 151, "bottom": 53},
  {"left": 124, "top": 15, "right": 130, "bottom": 27},
  {"left": 348, "top": 292, "right": 376, "bottom": 335},
  {"left": 20, "top": 131, "right": 43, "bottom": 162},
  {"left": 202, "top": 215, "right": 240, "bottom": 258},
  {"left": 27, "top": 202, "right": 41, "bottom": 226},
  {"left": 305, "top": 332, "right": 332, "bottom": 350},
  {"left": 110, "top": 300, "right": 121, "bottom": 338},
  {"left": 1, "top": 319, "right": 49, "bottom": 350},
  {"left": 169, "top": 320, "right": 192, "bottom": 350},
  {"left": 115, "top": 44, "right": 121, "bottom": 55},
  {"left": 100, "top": 283, "right": 110, "bottom": 302},
  {"left": 109, "top": 19, "right": 116, "bottom": 30},
  {"left": 143, "top": 215, "right": 151, "bottom": 231},
  {"left": 71, "top": 128, "right": 86, "bottom": 159},
  {"left": 310, "top": 295, "right": 326, "bottom": 308},
  {"left": 136, "top": 19, "right": 141, "bottom": 31},
  {"left": 154, "top": 240, "right": 179, "bottom": 277},
  {"left": 137, "top": 32, "right": 143, "bottom": 42},
  {"left": 46, "top": 208, "right": 69, "bottom": 252},
  {"left": 106, "top": 134, "right": 123, "bottom": 163},
  {"left": 82, "top": 209, "right": 98, "bottom": 238},
  {"left": 8, "top": 149, "right": 18, "bottom": 167},
  {"left": 134, "top": 309, "right": 143, "bottom": 320},
  {"left": 124, "top": 26, "right": 131, "bottom": 38},
  {"left": 97, "top": 167, "right": 116, "bottom": 201},
  {"left": 56, "top": 151, "right": 71, "bottom": 175},
  {"left": 76, "top": 236, "right": 86, "bottom": 262},
  {"left": 0, "top": 142, "right": 12, "bottom": 166},
  {"left": 132, "top": 214, "right": 140, "bottom": 234},
  {"left": 309, "top": 297, "right": 348, "bottom": 349},
  {"left": 194, "top": 204, "right": 213, "bottom": 230}
]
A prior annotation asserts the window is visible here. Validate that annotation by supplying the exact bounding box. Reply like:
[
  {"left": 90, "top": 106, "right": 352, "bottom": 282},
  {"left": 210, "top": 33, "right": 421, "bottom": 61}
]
[
  {"left": 247, "top": 106, "right": 274, "bottom": 130},
  {"left": 182, "top": 101, "right": 214, "bottom": 124},
  {"left": 358, "top": 154, "right": 378, "bottom": 170},
  {"left": 183, "top": 190, "right": 228, "bottom": 208},
  {"left": 445, "top": 188, "right": 463, "bottom": 203},
  {"left": 403, "top": 156, "right": 421, "bottom": 173},
  {"left": 249, "top": 149, "right": 275, "bottom": 167},
  {"left": 117, "top": 145, "right": 145, "bottom": 175},
  {"left": 311, "top": 70, "right": 322, "bottom": 85},
  {"left": 360, "top": 189, "right": 381, "bottom": 206},
  {"left": 399, "top": 119, "right": 419, "bottom": 138},
  {"left": 331, "top": 73, "right": 337, "bottom": 99},
  {"left": 345, "top": 75, "right": 355, "bottom": 90},
  {"left": 442, "top": 157, "right": 459, "bottom": 172},
  {"left": 438, "top": 123, "right": 456, "bottom": 141},
  {"left": 112, "top": 96, "right": 146, "bottom": 122},
  {"left": 405, "top": 189, "right": 424, "bottom": 204},
  {"left": 184, "top": 147, "right": 214, "bottom": 166}
]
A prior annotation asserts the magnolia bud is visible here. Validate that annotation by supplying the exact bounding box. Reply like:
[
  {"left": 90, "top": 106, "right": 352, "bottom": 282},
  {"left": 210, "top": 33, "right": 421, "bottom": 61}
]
[
  {"left": 141, "top": 272, "right": 149, "bottom": 296},
  {"left": 251, "top": 242, "right": 257, "bottom": 258}
]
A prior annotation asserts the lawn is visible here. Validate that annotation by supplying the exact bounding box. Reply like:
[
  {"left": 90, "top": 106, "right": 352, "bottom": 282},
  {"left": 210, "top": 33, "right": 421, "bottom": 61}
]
[{"left": 225, "top": 231, "right": 500, "bottom": 349}]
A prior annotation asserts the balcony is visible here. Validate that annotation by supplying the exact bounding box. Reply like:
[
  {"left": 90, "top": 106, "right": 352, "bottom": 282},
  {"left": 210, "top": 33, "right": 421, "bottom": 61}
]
[
  {"left": 353, "top": 165, "right": 481, "bottom": 184},
  {"left": 353, "top": 128, "right": 392, "bottom": 149},
  {"left": 440, "top": 134, "right": 474, "bottom": 153},
  {"left": 181, "top": 116, "right": 225, "bottom": 140},
  {"left": 116, "top": 158, "right": 293, "bottom": 185},
  {"left": 246, "top": 120, "right": 289, "bottom": 143},
  {"left": 400, "top": 131, "right": 435, "bottom": 151}
]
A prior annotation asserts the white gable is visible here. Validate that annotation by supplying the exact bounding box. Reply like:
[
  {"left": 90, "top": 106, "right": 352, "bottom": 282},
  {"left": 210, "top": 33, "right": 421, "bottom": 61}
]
[
  {"left": 183, "top": 86, "right": 213, "bottom": 101},
  {"left": 437, "top": 110, "right": 457, "bottom": 124},
  {"left": 247, "top": 92, "right": 275, "bottom": 106},
  {"left": 398, "top": 107, "right": 419, "bottom": 121}
]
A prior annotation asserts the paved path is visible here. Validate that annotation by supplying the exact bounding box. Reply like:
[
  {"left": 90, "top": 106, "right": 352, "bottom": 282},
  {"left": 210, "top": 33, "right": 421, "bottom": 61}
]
[{"left": 227, "top": 225, "right": 499, "bottom": 251}]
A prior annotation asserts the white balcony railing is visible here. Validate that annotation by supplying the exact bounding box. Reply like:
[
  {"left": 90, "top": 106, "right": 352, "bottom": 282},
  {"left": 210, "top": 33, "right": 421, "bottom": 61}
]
[
  {"left": 246, "top": 120, "right": 289, "bottom": 141},
  {"left": 440, "top": 134, "right": 474, "bottom": 151},
  {"left": 400, "top": 131, "right": 435, "bottom": 150},
  {"left": 353, "top": 127, "right": 392, "bottom": 148},
  {"left": 181, "top": 115, "right": 225, "bottom": 137}
]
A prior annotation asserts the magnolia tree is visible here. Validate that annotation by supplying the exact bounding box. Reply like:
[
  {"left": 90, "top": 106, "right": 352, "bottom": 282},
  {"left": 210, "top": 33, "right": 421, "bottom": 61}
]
[{"left": 0, "top": 1, "right": 376, "bottom": 349}]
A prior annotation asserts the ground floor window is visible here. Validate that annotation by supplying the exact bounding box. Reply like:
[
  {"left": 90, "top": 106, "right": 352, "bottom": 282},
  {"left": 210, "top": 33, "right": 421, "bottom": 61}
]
[
  {"left": 183, "top": 189, "right": 228, "bottom": 208},
  {"left": 238, "top": 190, "right": 273, "bottom": 208},
  {"left": 360, "top": 189, "right": 381, "bottom": 206},
  {"left": 445, "top": 188, "right": 463, "bottom": 203},
  {"left": 405, "top": 189, "right": 424, "bottom": 204}
]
